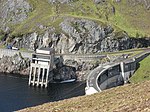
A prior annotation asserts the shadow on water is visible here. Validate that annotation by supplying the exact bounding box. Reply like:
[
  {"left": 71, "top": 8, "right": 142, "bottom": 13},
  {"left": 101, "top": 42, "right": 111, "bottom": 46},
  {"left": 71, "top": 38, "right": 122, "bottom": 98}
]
[{"left": 0, "top": 74, "right": 85, "bottom": 112}]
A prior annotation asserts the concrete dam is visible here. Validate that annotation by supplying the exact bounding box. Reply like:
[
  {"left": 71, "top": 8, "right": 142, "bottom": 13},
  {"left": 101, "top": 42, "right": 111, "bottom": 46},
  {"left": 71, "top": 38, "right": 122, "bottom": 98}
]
[{"left": 85, "top": 49, "right": 150, "bottom": 95}]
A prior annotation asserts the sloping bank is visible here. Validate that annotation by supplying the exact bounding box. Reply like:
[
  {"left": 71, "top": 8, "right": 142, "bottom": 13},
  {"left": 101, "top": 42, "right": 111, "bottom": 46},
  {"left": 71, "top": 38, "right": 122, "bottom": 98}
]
[{"left": 18, "top": 80, "right": 150, "bottom": 112}]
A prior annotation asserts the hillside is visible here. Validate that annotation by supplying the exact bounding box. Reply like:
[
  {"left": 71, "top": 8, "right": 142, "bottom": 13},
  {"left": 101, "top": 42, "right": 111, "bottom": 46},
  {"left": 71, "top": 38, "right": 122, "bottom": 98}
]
[
  {"left": 130, "top": 55, "right": 150, "bottom": 83},
  {"left": 19, "top": 80, "right": 150, "bottom": 112},
  {"left": 1, "top": 0, "right": 150, "bottom": 54},
  {"left": 1, "top": 0, "right": 150, "bottom": 37}
]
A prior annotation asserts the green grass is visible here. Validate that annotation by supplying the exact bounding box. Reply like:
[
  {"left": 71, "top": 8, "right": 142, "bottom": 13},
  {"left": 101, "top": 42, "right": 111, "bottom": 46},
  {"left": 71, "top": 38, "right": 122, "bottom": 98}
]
[
  {"left": 100, "top": 48, "right": 144, "bottom": 56},
  {"left": 0, "top": 45, "right": 5, "bottom": 48},
  {"left": 8, "top": 0, "right": 150, "bottom": 37},
  {"left": 130, "top": 55, "right": 150, "bottom": 83},
  {"left": 111, "top": 0, "right": 150, "bottom": 37},
  {"left": 11, "top": 0, "right": 53, "bottom": 36},
  {"left": 0, "top": 30, "right": 5, "bottom": 41}
]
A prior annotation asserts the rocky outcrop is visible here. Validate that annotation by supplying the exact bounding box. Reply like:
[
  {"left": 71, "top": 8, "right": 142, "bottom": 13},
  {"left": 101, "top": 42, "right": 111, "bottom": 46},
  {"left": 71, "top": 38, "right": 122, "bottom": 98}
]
[
  {"left": 12, "top": 18, "right": 150, "bottom": 54},
  {"left": 0, "top": 53, "right": 30, "bottom": 75},
  {"left": 127, "top": 0, "right": 150, "bottom": 10},
  {"left": 48, "top": 0, "right": 74, "bottom": 4},
  {"left": 0, "top": 0, "right": 31, "bottom": 31},
  {"left": 53, "top": 66, "right": 77, "bottom": 81},
  {"left": 53, "top": 57, "right": 77, "bottom": 81},
  {"left": 93, "top": 0, "right": 106, "bottom": 4}
]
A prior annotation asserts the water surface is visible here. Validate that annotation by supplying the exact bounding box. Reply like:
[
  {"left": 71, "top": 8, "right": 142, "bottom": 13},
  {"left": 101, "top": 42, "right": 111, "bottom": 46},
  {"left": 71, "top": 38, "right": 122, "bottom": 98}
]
[{"left": 0, "top": 74, "right": 85, "bottom": 112}]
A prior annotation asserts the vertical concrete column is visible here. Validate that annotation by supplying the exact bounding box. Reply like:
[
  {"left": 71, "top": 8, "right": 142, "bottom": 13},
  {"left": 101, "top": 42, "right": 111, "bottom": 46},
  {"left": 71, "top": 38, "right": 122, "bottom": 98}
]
[
  {"left": 32, "top": 67, "right": 36, "bottom": 86},
  {"left": 28, "top": 65, "right": 33, "bottom": 85},
  {"left": 120, "top": 62, "right": 126, "bottom": 83},
  {"left": 132, "top": 58, "right": 136, "bottom": 70},
  {"left": 37, "top": 67, "right": 41, "bottom": 87},
  {"left": 45, "top": 68, "right": 49, "bottom": 88},
  {"left": 41, "top": 68, "right": 45, "bottom": 87}
]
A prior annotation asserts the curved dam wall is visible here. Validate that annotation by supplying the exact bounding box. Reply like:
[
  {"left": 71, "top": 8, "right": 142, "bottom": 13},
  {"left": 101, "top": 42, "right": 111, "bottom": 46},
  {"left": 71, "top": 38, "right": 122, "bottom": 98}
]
[
  {"left": 97, "top": 61, "right": 136, "bottom": 91},
  {"left": 86, "top": 50, "right": 150, "bottom": 95}
]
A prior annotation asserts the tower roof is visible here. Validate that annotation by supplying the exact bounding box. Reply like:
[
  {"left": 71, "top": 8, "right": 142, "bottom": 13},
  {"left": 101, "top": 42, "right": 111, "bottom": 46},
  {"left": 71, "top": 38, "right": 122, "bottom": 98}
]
[{"left": 36, "top": 47, "right": 55, "bottom": 54}]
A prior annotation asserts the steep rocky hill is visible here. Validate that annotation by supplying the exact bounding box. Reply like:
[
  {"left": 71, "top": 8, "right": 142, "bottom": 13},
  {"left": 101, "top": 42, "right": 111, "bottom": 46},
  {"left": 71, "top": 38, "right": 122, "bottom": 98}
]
[{"left": 0, "top": 0, "right": 150, "bottom": 53}]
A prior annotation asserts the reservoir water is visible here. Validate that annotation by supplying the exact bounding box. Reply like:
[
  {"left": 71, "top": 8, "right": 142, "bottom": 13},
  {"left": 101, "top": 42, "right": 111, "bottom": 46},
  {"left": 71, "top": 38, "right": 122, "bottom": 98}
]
[{"left": 0, "top": 74, "right": 85, "bottom": 112}]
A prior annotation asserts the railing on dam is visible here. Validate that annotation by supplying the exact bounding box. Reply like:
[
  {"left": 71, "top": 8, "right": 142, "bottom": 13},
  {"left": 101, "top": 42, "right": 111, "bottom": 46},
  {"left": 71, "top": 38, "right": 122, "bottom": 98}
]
[{"left": 56, "top": 54, "right": 107, "bottom": 61}]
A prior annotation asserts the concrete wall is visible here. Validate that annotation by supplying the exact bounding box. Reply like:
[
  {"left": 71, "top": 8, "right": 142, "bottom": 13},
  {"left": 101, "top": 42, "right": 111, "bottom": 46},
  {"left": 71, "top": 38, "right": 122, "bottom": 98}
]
[
  {"left": 60, "top": 54, "right": 106, "bottom": 62},
  {"left": 99, "top": 75, "right": 123, "bottom": 90},
  {"left": 96, "top": 52, "right": 150, "bottom": 91},
  {"left": 97, "top": 65, "right": 124, "bottom": 91},
  {"left": 0, "top": 49, "right": 32, "bottom": 59}
]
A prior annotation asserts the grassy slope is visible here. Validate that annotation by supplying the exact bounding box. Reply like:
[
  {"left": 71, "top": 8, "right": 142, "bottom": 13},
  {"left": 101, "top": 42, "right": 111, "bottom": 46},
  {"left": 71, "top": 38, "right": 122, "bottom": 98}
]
[
  {"left": 19, "top": 80, "right": 150, "bottom": 112},
  {"left": 10, "top": 0, "right": 150, "bottom": 37},
  {"left": 130, "top": 55, "right": 150, "bottom": 83}
]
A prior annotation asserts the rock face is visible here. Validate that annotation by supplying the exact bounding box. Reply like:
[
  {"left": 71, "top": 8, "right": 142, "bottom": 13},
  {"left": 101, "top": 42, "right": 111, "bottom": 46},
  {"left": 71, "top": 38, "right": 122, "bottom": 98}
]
[
  {"left": 127, "top": 0, "right": 150, "bottom": 10},
  {"left": 93, "top": 0, "right": 105, "bottom": 4},
  {"left": 12, "top": 18, "right": 150, "bottom": 54},
  {"left": 48, "top": 0, "right": 74, "bottom": 4},
  {"left": 53, "top": 57, "right": 77, "bottom": 81},
  {"left": 0, "top": 53, "right": 30, "bottom": 75},
  {"left": 0, "top": 0, "right": 31, "bottom": 31},
  {"left": 53, "top": 66, "right": 77, "bottom": 81}
]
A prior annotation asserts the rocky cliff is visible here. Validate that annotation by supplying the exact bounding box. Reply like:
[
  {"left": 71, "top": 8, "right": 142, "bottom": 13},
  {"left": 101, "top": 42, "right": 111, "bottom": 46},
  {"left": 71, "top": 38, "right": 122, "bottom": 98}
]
[
  {"left": 0, "top": 0, "right": 31, "bottom": 32},
  {"left": 0, "top": 0, "right": 150, "bottom": 52},
  {"left": 11, "top": 18, "right": 150, "bottom": 54},
  {"left": 0, "top": 53, "right": 30, "bottom": 75}
]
